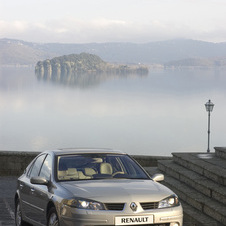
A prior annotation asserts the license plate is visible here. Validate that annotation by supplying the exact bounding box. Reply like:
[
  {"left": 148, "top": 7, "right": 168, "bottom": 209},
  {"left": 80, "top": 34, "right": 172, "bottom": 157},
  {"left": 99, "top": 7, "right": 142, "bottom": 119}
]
[{"left": 115, "top": 215, "right": 153, "bottom": 225}]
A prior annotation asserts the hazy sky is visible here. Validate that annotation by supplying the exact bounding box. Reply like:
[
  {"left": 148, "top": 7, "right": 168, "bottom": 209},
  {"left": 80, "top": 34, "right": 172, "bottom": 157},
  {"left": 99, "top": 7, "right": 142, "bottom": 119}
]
[{"left": 0, "top": 0, "right": 226, "bottom": 43}]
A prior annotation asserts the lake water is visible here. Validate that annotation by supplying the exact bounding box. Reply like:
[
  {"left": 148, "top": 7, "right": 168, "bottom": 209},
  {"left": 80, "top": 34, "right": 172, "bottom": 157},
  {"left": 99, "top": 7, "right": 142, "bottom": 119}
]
[{"left": 0, "top": 67, "right": 226, "bottom": 156}]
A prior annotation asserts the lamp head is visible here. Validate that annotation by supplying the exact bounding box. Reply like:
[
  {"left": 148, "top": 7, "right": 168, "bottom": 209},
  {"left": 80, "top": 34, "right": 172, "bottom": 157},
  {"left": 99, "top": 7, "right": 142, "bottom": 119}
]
[{"left": 205, "top": 100, "right": 214, "bottom": 112}]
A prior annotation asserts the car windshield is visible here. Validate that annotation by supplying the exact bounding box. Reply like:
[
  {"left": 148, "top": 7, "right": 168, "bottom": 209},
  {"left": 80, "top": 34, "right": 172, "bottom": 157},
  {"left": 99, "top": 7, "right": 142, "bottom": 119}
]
[{"left": 57, "top": 154, "right": 149, "bottom": 181}]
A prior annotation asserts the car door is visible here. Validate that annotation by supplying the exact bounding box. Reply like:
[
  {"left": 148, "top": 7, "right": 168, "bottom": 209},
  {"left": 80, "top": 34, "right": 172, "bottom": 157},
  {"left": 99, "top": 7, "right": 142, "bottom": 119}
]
[
  {"left": 19, "top": 154, "right": 47, "bottom": 223},
  {"left": 30, "top": 154, "right": 53, "bottom": 225}
]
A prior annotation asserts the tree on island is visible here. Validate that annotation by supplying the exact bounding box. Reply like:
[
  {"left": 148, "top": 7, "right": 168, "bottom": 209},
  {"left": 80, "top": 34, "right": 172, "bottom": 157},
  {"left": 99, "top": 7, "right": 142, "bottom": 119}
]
[{"left": 35, "top": 53, "right": 149, "bottom": 80}]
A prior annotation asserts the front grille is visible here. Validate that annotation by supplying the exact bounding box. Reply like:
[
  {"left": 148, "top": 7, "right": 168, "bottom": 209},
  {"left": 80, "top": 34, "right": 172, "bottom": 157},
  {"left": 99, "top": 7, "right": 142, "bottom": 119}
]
[
  {"left": 94, "top": 224, "right": 169, "bottom": 226},
  {"left": 129, "top": 224, "right": 169, "bottom": 226},
  {"left": 136, "top": 224, "right": 169, "bottom": 226},
  {"left": 140, "top": 202, "right": 159, "bottom": 210},
  {"left": 104, "top": 203, "right": 125, "bottom": 211}
]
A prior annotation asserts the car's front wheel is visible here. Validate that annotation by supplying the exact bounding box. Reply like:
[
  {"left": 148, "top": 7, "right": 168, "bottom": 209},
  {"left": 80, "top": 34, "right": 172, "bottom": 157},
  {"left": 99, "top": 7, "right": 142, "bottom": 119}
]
[
  {"left": 47, "top": 207, "right": 59, "bottom": 226},
  {"left": 15, "top": 199, "right": 25, "bottom": 226}
]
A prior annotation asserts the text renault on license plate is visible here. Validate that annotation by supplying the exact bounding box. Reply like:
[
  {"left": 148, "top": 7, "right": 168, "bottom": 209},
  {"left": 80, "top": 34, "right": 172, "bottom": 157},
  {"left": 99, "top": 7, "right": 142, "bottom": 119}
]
[{"left": 115, "top": 215, "right": 153, "bottom": 225}]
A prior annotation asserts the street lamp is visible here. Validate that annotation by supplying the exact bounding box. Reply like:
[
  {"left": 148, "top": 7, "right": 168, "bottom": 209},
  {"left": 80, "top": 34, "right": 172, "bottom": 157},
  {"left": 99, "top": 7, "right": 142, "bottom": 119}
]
[{"left": 205, "top": 99, "right": 214, "bottom": 153}]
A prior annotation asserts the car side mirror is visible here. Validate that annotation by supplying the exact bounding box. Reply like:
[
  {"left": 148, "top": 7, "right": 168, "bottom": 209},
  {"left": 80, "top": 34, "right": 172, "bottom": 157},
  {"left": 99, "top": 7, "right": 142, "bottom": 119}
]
[
  {"left": 152, "top": 173, "right": 164, "bottom": 182},
  {"left": 30, "top": 176, "right": 49, "bottom": 185}
]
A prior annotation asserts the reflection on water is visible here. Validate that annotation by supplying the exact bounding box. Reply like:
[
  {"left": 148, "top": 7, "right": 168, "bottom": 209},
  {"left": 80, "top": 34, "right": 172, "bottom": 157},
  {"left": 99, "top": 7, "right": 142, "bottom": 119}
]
[
  {"left": 1, "top": 67, "right": 226, "bottom": 155},
  {"left": 36, "top": 70, "right": 148, "bottom": 88}
]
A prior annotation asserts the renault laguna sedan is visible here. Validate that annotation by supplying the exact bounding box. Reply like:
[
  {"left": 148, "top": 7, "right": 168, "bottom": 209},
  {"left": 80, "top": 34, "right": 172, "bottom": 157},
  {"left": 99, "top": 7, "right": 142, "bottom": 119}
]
[{"left": 15, "top": 148, "right": 183, "bottom": 226}]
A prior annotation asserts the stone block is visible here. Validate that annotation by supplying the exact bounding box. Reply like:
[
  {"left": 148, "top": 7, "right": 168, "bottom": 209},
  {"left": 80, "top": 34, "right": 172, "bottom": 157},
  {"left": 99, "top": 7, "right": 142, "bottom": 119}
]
[
  {"left": 212, "top": 190, "right": 226, "bottom": 206},
  {"left": 185, "top": 193, "right": 204, "bottom": 212},
  {"left": 203, "top": 168, "right": 225, "bottom": 185},
  {"left": 215, "top": 147, "right": 226, "bottom": 160},
  {"left": 157, "top": 161, "right": 166, "bottom": 172}
]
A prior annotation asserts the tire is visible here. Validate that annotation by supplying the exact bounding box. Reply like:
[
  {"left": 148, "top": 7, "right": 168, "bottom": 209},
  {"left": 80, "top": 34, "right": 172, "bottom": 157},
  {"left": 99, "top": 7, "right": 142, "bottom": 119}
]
[
  {"left": 15, "top": 199, "right": 26, "bottom": 226},
  {"left": 47, "top": 207, "right": 59, "bottom": 226}
]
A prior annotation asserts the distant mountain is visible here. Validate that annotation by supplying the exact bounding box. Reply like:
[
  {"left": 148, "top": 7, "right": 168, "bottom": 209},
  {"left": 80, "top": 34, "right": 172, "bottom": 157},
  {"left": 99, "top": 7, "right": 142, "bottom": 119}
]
[
  {"left": 165, "top": 57, "right": 226, "bottom": 68},
  {"left": 0, "top": 39, "right": 55, "bottom": 66},
  {"left": 1, "top": 38, "right": 226, "bottom": 66}
]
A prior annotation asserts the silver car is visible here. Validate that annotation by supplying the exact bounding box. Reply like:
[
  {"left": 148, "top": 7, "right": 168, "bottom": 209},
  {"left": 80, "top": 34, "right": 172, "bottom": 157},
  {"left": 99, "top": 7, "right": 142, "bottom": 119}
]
[{"left": 15, "top": 148, "right": 183, "bottom": 226}]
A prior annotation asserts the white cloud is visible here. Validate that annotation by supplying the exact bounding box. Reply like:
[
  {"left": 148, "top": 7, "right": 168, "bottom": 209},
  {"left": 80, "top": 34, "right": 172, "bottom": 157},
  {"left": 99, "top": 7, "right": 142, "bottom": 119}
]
[
  {"left": 1, "top": 14, "right": 226, "bottom": 43},
  {"left": 1, "top": 0, "right": 226, "bottom": 43}
]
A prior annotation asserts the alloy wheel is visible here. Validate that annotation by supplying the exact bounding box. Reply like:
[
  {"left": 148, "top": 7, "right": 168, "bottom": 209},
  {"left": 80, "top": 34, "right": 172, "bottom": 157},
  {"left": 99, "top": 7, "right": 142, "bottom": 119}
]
[
  {"left": 48, "top": 210, "right": 59, "bottom": 226},
  {"left": 15, "top": 201, "right": 22, "bottom": 226}
]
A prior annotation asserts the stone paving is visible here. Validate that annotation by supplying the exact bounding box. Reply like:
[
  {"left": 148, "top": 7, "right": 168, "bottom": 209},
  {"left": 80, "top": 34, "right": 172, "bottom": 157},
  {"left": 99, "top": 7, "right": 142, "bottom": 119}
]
[{"left": 0, "top": 177, "right": 17, "bottom": 226}]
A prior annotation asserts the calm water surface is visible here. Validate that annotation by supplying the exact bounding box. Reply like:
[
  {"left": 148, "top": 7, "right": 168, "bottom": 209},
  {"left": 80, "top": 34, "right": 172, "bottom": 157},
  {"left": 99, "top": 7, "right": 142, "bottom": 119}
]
[{"left": 0, "top": 67, "right": 226, "bottom": 156}]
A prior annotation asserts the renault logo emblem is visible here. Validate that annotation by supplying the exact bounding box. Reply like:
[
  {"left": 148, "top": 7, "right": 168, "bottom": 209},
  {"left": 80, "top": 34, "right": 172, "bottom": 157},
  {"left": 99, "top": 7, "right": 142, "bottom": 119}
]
[{"left": 130, "top": 202, "right": 137, "bottom": 211}]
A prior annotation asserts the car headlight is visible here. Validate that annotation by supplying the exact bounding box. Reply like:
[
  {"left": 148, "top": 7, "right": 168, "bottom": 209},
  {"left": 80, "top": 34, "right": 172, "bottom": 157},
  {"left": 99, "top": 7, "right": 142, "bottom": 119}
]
[
  {"left": 158, "top": 195, "right": 179, "bottom": 208},
  {"left": 63, "top": 198, "right": 105, "bottom": 210}
]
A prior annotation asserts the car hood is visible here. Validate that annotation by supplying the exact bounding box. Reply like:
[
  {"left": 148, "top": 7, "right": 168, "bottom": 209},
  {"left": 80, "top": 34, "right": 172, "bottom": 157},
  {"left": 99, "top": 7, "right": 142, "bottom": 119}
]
[{"left": 60, "top": 179, "right": 173, "bottom": 202}]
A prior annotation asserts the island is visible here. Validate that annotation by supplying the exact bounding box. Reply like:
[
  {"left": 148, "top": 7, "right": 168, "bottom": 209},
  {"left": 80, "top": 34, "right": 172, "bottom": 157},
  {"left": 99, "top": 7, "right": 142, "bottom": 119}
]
[{"left": 35, "top": 53, "right": 149, "bottom": 78}]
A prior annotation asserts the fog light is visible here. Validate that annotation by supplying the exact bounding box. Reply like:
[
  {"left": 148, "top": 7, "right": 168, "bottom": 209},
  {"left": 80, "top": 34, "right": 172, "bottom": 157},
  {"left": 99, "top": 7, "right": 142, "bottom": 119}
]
[
  {"left": 61, "top": 205, "right": 67, "bottom": 215},
  {"left": 170, "top": 223, "right": 179, "bottom": 226}
]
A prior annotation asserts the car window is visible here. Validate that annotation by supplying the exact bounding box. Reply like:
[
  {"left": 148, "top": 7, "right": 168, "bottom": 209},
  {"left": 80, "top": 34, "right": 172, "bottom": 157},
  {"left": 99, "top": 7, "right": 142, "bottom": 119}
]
[
  {"left": 28, "top": 154, "right": 47, "bottom": 178},
  {"left": 39, "top": 154, "right": 52, "bottom": 180},
  {"left": 57, "top": 154, "right": 149, "bottom": 181},
  {"left": 120, "top": 156, "right": 145, "bottom": 176},
  {"left": 107, "top": 156, "right": 124, "bottom": 172}
]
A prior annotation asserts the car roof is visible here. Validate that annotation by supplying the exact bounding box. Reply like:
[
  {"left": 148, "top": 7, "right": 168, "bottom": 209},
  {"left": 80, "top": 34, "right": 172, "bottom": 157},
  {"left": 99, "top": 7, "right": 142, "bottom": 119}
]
[{"left": 44, "top": 148, "right": 126, "bottom": 156}]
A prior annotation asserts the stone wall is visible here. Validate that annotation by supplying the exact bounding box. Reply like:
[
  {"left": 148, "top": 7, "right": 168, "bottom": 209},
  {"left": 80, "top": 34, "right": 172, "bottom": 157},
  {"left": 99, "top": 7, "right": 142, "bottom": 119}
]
[
  {"left": 0, "top": 151, "right": 40, "bottom": 176},
  {"left": 0, "top": 151, "right": 172, "bottom": 176},
  {"left": 131, "top": 155, "right": 172, "bottom": 167}
]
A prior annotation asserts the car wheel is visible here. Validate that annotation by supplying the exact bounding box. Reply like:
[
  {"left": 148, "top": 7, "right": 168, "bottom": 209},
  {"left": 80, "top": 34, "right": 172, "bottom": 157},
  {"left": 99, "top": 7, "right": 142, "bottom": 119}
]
[
  {"left": 15, "top": 199, "right": 25, "bottom": 226},
  {"left": 47, "top": 207, "right": 59, "bottom": 226}
]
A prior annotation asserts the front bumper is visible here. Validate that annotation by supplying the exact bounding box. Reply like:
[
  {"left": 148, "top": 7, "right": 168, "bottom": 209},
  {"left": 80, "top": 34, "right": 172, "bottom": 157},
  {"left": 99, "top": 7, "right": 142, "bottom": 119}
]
[{"left": 59, "top": 204, "right": 183, "bottom": 226}]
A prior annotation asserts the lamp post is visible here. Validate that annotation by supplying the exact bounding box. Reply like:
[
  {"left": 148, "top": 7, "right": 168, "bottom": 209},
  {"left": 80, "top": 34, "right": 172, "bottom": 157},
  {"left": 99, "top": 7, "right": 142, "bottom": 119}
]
[{"left": 205, "top": 100, "right": 214, "bottom": 153}]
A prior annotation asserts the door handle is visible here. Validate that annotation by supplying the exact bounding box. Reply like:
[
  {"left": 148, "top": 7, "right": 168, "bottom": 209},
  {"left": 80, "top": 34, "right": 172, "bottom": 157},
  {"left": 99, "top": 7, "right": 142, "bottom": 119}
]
[
  {"left": 19, "top": 184, "right": 24, "bottom": 189},
  {"left": 30, "top": 187, "right": 35, "bottom": 193}
]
